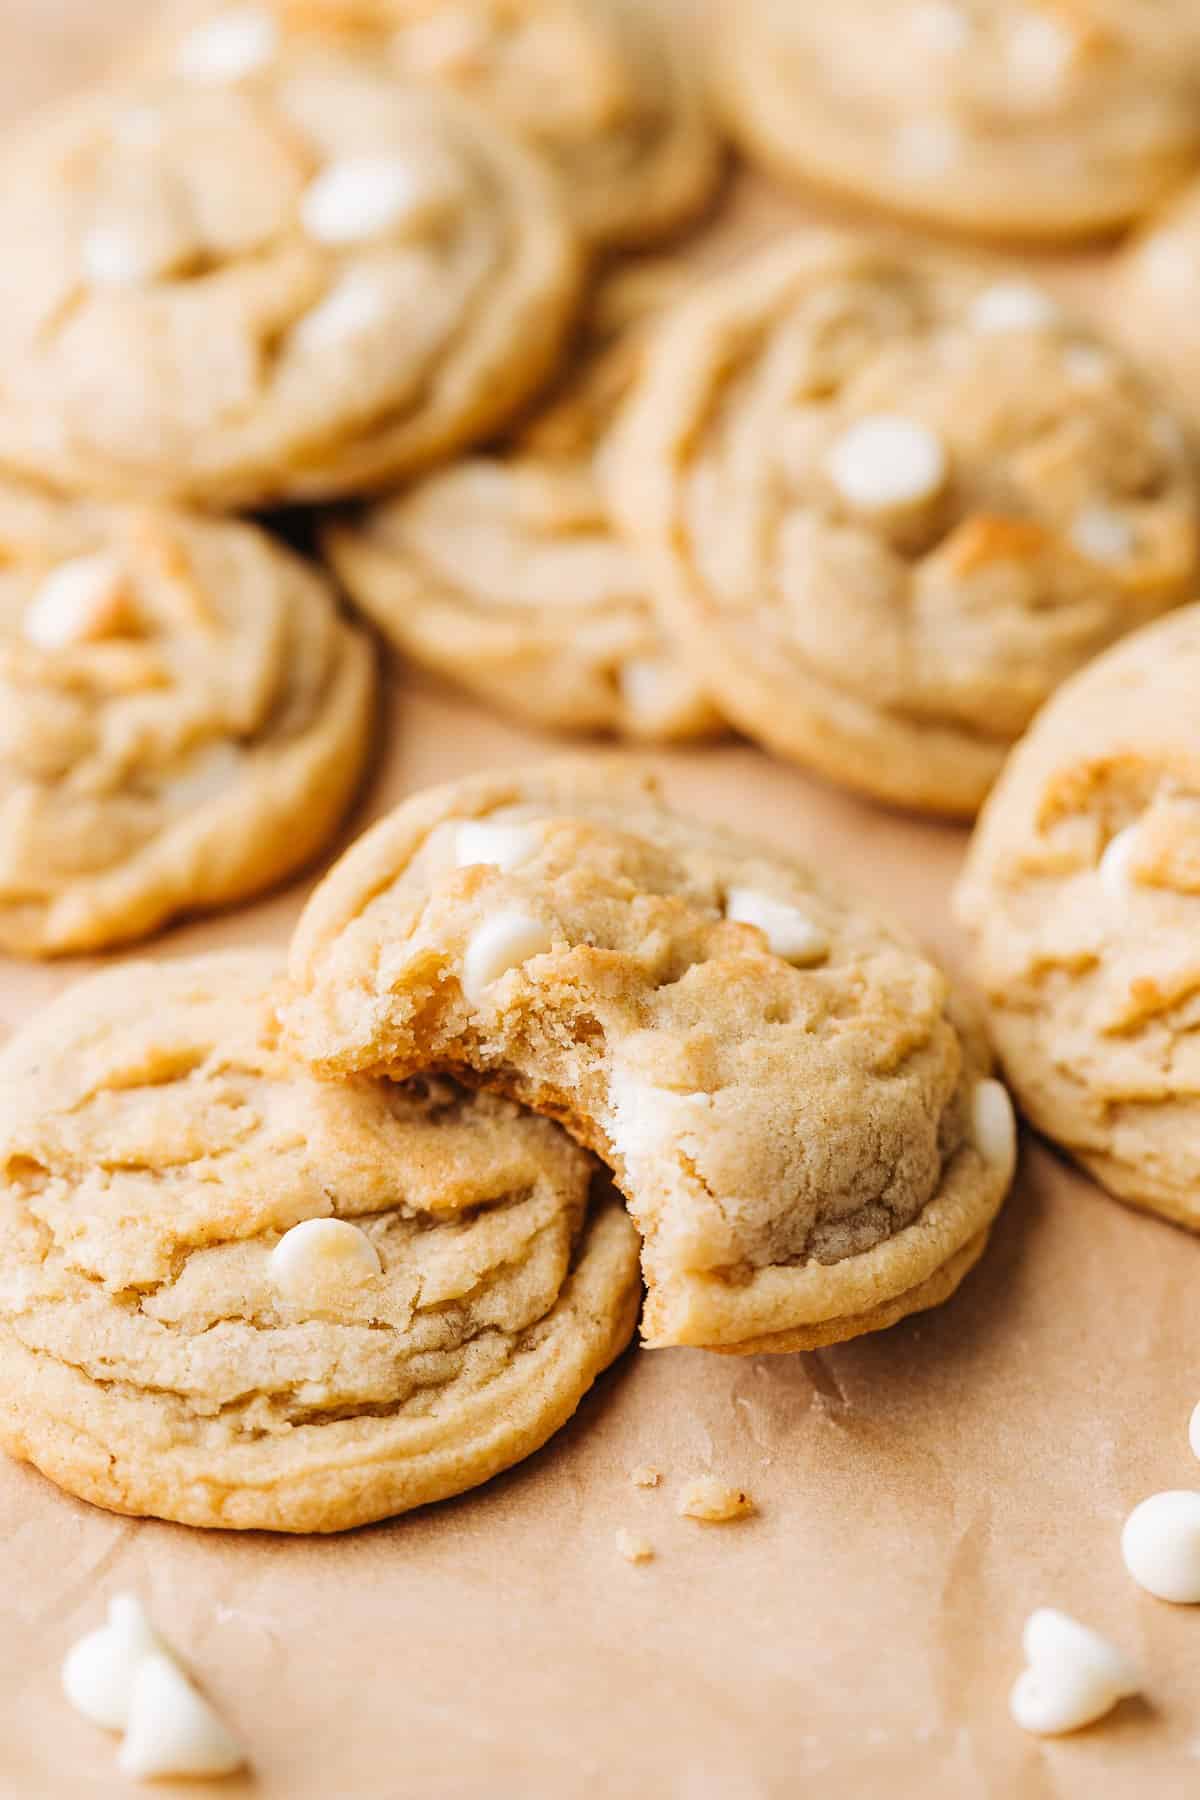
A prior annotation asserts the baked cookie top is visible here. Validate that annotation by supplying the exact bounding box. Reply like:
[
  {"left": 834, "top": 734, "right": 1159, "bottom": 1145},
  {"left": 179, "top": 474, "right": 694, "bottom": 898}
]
[
  {"left": 0, "top": 482, "right": 374, "bottom": 955},
  {"left": 610, "top": 235, "right": 1199, "bottom": 817},
  {"left": 955, "top": 604, "right": 1200, "bottom": 1231},
  {"left": 147, "top": 0, "right": 722, "bottom": 248},
  {"left": 324, "top": 264, "right": 721, "bottom": 742},
  {"left": 284, "top": 760, "right": 1015, "bottom": 1353},
  {"left": 1115, "top": 177, "right": 1200, "bottom": 430},
  {"left": 0, "top": 56, "right": 581, "bottom": 507},
  {"left": 0, "top": 952, "right": 639, "bottom": 1532},
  {"left": 715, "top": 0, "right": 1200, "bottom": 238}
]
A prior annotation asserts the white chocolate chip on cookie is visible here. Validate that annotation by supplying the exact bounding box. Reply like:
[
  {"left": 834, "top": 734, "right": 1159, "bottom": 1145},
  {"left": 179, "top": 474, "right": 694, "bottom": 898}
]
[
  {"left": 971, "top": 1079, "right": 1017, "bottom": 1172},
  {"left": 454, "top": 820, "right": 541, "bottom": 873},
  {"left": 62, "top": 1594, "right": 163, "bottom": 1732},
  {"left": 301, "top": 155, "right": 458, "bottom": 246},
  {"left": 24, "top": 553, "right": 131, "bottom": 650},
  {"left": 725, "top": 887, "right": 830, "bottom": 966},
  {"left": 269, "top": 1218, "right": 382, "bottom": 1307},
  {"left": 893, "top": 116, "right": 961, "bottom": 181},
  {"left": 1009, "top": 1608, "right": 1139, "bottom": 1736},
  {"left": 1122, "top": 1491, "right": 1200, "bottom": 1601},
  {"left": 1070, "top": 505, "right": 1133, "bottom": 565},
  {"left": 969, "top": 281, "right": 1060, "bottom": 334},
  {"left": 908, "top": 2, "right": 970, "bottom": 55},
  {"left": 81, "top": 226, "right": 159, "bottom": 288},
  {"left": 462, "top": 910, "right": 556, "bottom": 1003},
  {"left": 118, "top": 1651, "right": 245, "bottom": 1781},
  {"left": 1098, "top": 826, "right": 1141, "bottom": 899},
  {"left": 174, "top": 7, "right": 278, "bottom": 84},
  {"left": 827, "top": 414, "right": 947, "bottom": 511},
  {"left": 291, "top": 270, "right": 390, "bottom": 356},
  {"left": 1006, "top": 12, "right": 1076, "bottom": 102}
]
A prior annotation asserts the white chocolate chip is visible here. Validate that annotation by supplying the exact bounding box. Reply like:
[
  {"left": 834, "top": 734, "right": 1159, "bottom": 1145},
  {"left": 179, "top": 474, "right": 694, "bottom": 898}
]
[
  {"left": 269, "top": 1218, "right": 381, "bottom": 1307},
  {"left": 1121, "top": 1491, "right": 1200, "bottom": 1602},
  {"left": 160, "top": 740, "right": 241, "bottom": 812},
  {"left": 827, "top": 414, "right": 947, "bottom": 512},
  {"left": 454, "top": 819, "right": 540, "bottom": 873},
  {"left": 725, "top": 887, "right": 829, "bottom": 966},
  {"left": 971, "top": 1078, "right": 1017, "bottom": 1172},
  {"left": 174, "top": 6, "right": 279, "bottom": 83},
  {"left": 397, "top": 6, "right": 490, "bottom": 74},
  {"left": 24, "top": 553, "right": 131, "bottom": 650},
  {"left": 1070, "top": 505, "right": 1134, "bottom": 566},
  {"left": 676, "top": 1477, "right": 755, "bottom": 1523},
  {"left": 617, "top": 658, "right": 699, "bottom": 733},
  {"left": 300, "top": 155, "right": 455, "bottom": 246},
  {"left": 969, "top": 281, "right": 1061, "bottom": 334},
  {"left": 62, "top": 1595, "right": 164, "bottom": 1732},
  {"left": 908, "top": 1, "right": 971, "bottom": 54},
  {"left": 1010, "top": 1609, "right": 1139, "bottom": 1736},
  {"left": 615, "top": 1529, "right": 654, "bottom": 1564},
  {"left": 81, "top": 225, "right": 159, "bottom": 288},
  {"left": 112, "top": 106, "right": 164, "bottom": 151},
  {"left": 893, "top": 116, "right": 961, "bottom": 181},
  {"left": 1189, "top": 1400, "right": 1200, "bottom": 1461},
  {"left": 291, "top": 269, "right": 390, "bottom": 355},
  {"left": 1062, "top": 344, "right": 1112, "bottom": 386},
  {"left": 118, "top": 1651, "right": 244, "bottom": 1780},
  {"left": 462, "top": 910, "right": 555, "bottom": 1004},
  {"left": 1098, "top": 825, "right": 1141, "bottom": 899},
  {"left": 1007, "top": 11, "right": 1076, "bottom": 100}
]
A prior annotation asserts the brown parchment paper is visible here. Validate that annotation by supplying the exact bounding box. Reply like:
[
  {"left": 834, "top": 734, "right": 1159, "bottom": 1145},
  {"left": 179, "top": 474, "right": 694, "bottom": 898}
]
[{"left": 3, "top": 7, "right": 1200, "bottom": 1797}]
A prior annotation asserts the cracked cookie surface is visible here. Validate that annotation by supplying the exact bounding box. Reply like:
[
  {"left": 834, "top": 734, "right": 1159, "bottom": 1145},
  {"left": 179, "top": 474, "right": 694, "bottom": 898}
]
[
  {"left": 324, "top": 265, "right": 722, "bottom": 742},
  {"left": 0, "top": 55, "right": 581, "bottom": 506},
  {"left": 610, "top": 234, "right": 1199, "bottom": 816},
  {"left": 715, "top": 0, "right": 1200, "bottom": 239},
  {"left": 0, "top": 951, "right": 639, "bottom": 1531},
  {"left": 955, "top": 604, "right": 1200, "bottom": 1231},
  {"left": 146, "top": 0, "right": 722, "bottom": 249},
  {"left": 0, "top": 483, "right": 375, "bottom": 956},
  {"left": 284, "top": 760, "right": 1015, "bottom": 1352}
]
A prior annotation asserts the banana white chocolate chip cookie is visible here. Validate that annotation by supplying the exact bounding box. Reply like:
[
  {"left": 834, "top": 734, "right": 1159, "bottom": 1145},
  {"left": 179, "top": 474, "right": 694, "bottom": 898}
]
[
  {"left": 146, "top": 0, "right": 722, "bottom": 249},
  {"left": 283, "top": 762, "right": 1016, "bottom": 1353},
  {"left": 610, "top": 235, "right": 1200, "bottom": 816},
  {"left": 714, "top": 0, "right": 1200, "bottom": 240},
  {"left": 0, "top": 57, "right": 581, "bottom": 507},
  {"left": 0, "top": 483, "right": 374, "bottom": 956},
  {"left": 324, "top": 266, "right": 722, "bottom": 742},
  {"left": 0, "top": 953, "right": 639, "bottom": 1532},
  {"left": 955, "top": 605, "right": 1200, "bottom": 1231}
]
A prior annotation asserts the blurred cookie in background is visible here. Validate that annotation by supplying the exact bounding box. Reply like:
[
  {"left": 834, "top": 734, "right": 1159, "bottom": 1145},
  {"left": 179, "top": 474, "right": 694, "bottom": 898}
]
[
  {"left": 0, "top": 481, "right": 375, "bottom": 955},
  {"left": 143, "top": 0, "right": 724, "bottom": 249},
  {"left": 324, "top": 263, "right": 724, "bottom": 742},
  {"left": 610, "top": 234, "right": 1200, "bottom": 816},
  {"left": 0, "top": 57, "right": 583, "bottom": 507},
  {"left": 1114, "top": 178, "right": 1200, "bottom": 429},
  {"left": 713, "top": 0, "right": 1200, "bottom": 241}
]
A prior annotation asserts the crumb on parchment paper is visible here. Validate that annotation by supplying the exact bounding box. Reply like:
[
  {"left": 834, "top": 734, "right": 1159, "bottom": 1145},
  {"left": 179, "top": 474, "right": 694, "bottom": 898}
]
[
  {"left": 676, "top": 1476, "right": 755, "bottom": 1522},
  {"left": 615, "top": 1529, "right": 655, "bottom": 1564},
  {"left": 630, "top": 1464, "right": 662, "bottom": 1489}
]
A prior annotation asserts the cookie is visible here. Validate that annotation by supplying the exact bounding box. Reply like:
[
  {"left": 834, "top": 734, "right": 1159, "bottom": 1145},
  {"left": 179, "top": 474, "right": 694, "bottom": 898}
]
[
  {"left": 714, "top": 0, "right": 1200, "bottom": 240},
  {"left": 610, "top": 235, "right": 1200, "bottom": 817},
  {"left": 324, "top": 265, "right": 722, "bottom": 742},
  {"left": 145, "top": 0, "right": 722, "bottom": 249},
  {"left": 0, "top": 56, "right": 582, "bottom": 507},
  {"left": 955, "top": 604, "right": 1200, "bottom": 1232},
  {"left": 0, "top": 482, "right": 375, "bottom": 955},
  {"left": 283, "top": 761, "right": 1016, "bottom": 1353},
  {"left": 1114, "top": 180, "right": 1200, "bottom": 430},
  {"left": 0, "top": 952, "right": 640, "bottom": 1532}
]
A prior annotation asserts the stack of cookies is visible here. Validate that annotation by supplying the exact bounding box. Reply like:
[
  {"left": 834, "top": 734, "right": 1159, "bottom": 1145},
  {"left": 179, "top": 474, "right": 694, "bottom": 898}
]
[{"left": 3, "top": 0, "right": 1200, "bottom": 1537}]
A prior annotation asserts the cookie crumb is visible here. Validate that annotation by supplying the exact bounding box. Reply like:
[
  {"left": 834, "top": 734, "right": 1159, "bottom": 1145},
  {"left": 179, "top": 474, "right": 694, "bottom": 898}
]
[
  {"left": 630, "top": 1464, "right": 662, "bottom": 1489},
  {"left": 676, "top": 1477, "right": 755, "bottom": 1522},
  {"left": 615, "top": 1529, "right": 654, "bottom": 1564}
]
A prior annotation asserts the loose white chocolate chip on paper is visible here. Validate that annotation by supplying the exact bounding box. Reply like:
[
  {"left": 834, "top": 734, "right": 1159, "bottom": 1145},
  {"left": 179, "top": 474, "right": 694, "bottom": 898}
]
[
  {"left": 826, "top": 414, "right": 947, "bottom": 512},
  {"left": 269, "top": 1218, "right": 382, "bottom": 1306},
  {"left": 118, "top": 1651, "right": 245, "bottom": 1781},
  {"left": 462, "top": 910, "right": 555, "bottom": 1003},
  {"left": 630, "top": 1465, "right": 662, "bottom": 1490},
  {"left": 454, "top": 820, "right": 541, "bottom": 874},
  {"left": 1009, "top": 1608, "right": 1139, "bottom": 1736},
  {"left": 615, "top": 1529, "right": 655, "bottom": 1565},
  {"left": 301, "top": 155, "right": 454, "bottom": 246},
  {"left": 1122, "top": 1491, "right": 1200, "bottom": 1602},
  {"left": 62, "top": 1594, "right": 164, "bottom": 1732},
  {"left": 1070, "top": 505, "right": 1133, "bottom": 566},
  {"left": 724, "top": 888, "right": 829, "bottom": 966},
  {"left": 174, "top": 6, "right": 279, "bottom": 83},
  {"left": 971, "top": 1078, "right": 1017, "bottom": 1172},
  {"left": 676, "top": 1477, "right": 755, "bottom": 1523},
  {"left": 969, "top": 281, "right": 1060, "bottom": 334},
  {"left": 24, "top": 553, "right": 131, "bottom": 650}
]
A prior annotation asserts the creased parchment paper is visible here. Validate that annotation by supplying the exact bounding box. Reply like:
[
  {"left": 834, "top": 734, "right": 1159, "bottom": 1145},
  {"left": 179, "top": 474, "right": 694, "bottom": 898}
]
[{"left": 1, "top": 8, "right": 1198, "bottom": 1797}]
